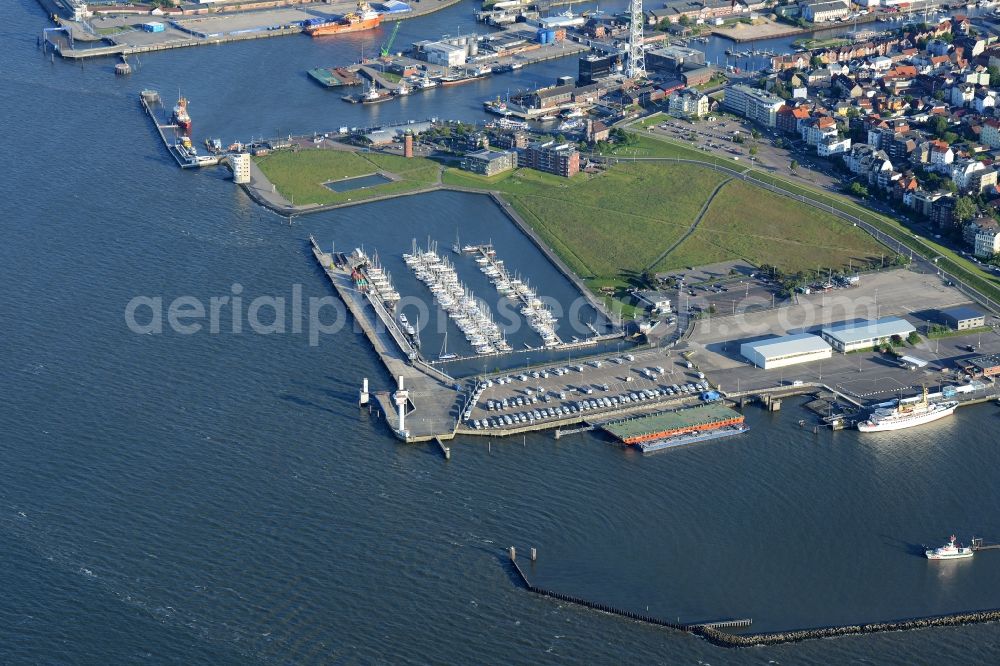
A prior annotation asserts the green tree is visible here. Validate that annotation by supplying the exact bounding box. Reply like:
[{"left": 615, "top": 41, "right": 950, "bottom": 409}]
[
  {"left": 790, "top": 159, "right": 798, "bottom": 171},
  {"left": 988, "top": 66, "right": 1000, "bottom": 84},
  {"left": 954, "top": 196, "right": 977, "bottom": 223},
  {"left": 932, "top": 115, "right": 949, "bottom": 137},
  {"left": 749, "top": 145, "right": 759, "bottom": 157},
  {"left": 810, "top": 55, "right": 823, "bottom": 68},
  {"left": 678, "top": 15, "right": 691, "bottom": 26},
  {"left": 847, "top": 182, "right": 869, "bottom": 198}
]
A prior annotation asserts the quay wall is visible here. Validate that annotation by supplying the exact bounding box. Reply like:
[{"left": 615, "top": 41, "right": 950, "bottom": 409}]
[{"left": 41, "top": 0, "right": 465, "bottom": 60}]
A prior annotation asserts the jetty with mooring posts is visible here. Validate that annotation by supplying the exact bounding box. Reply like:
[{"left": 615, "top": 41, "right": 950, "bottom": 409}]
[
  {"left": 971, "top": 538, "right": 1000, "bottom": 552},
  {"left": 139, "top": 90, "right": 221, "bottom": 170}
]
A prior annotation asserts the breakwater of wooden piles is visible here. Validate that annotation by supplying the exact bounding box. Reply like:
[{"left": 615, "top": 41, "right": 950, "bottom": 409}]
[{"left": 505, "top": 546, "right": 1000, "bottom": 647}]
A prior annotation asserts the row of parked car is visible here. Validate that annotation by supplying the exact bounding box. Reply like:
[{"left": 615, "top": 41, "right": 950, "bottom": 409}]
[
  {"left": 467, "top": 380, "right": 713, "bottom": 430},
  {"left": 477, "top": 355, "right": 640, "bottom": 390}
]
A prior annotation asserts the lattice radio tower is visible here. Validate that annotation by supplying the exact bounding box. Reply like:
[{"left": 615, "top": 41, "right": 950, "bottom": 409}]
[{"left": 626, "top": 0, "right": 646, "bottom": 80}]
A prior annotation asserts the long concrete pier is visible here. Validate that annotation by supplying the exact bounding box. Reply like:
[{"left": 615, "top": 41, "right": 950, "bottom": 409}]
[
  {"left": 310, "top": 236, "right": 460, "bottom": 443},
  {"left": 138, "top": 91, "right": 194, "bottom": 170}
]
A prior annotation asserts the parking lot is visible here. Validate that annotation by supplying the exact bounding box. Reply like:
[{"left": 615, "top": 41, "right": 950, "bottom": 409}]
[
  {"left": 674, "top": 267, "right": 1000, "bottom": 400},
  {"left": 640, "top": 117, "right": 843, "bottom": 192},
  {"left": 462, "top": 349, "right": 713, "bottom": 432},
  {"left": 695, "top": 325, "right": 1000, "bottom": 402},
  {"left": 687, "top": 269, "right": 975, "bottom": 364}
]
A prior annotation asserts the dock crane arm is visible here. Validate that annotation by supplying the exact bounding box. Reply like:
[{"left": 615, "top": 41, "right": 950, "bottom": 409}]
[{"left": 380, "top": 21, "right": 401, "bottom": 58}]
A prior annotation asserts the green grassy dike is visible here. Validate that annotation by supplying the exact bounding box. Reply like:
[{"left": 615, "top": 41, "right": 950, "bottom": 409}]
[
  {"left": 255, "top": 135, "right": 997, "bottom": 312},
  {"left": 612, "top": 121, "right": 1000, "bottom": 305}
]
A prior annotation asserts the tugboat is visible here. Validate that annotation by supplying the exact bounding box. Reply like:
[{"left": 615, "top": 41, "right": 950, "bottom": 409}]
[
  {"left": 360, "top": 82, "right": 392, "bottom": 104},
  {"left": 483, "top": 97, "right": 508, "bottom": 115},
  {"left": 305, "top": 1, "right": 381, "bottom": 37},
  {"left": 414, "top": 75, "right": 437, "bottom": 90},
  {"left": 926, "top": 535, "right": 974, "bottom": 560},
  {"left": 172, "top": 97, "right": 192, "bottom": 133}
]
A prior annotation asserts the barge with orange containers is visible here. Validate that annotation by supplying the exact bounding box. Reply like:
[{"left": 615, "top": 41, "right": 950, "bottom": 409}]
[{"left": 602, "top": 403, "right": 748, "bottom": 453}]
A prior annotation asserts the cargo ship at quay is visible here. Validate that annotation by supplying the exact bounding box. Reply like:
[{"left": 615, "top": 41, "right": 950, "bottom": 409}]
[{"left": 304, "top": 2, "right": 381, "bottom": 37}]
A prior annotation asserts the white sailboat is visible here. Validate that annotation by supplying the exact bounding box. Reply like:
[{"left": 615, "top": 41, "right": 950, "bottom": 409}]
[{"left": 439, "top": 330, "right": 457, "bottom": 361}]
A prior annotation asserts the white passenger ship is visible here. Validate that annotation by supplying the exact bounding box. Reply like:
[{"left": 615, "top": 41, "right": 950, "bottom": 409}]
[{"left": 857, "top": 388, "right": 958, "bottom": 433}]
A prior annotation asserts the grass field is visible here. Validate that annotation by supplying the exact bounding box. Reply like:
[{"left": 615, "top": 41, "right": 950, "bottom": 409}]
[
  {"left": 659, "top": 180, "right": 886, "bottom": 273},
  {"left": 745, "top": 170, "right": 1000, "bottom": 302},
  {"left": 255, "top": 149, "right": 439, "bottom": 206},
  {"left": 597, "top": 133, "right": 751, "bottom": 171},
  {"left": 444, "top": 163, "right": 728, "bottom": 280},
  {"left": 619, "top": 126, "right": 1000, "bottom": 303},
  {"left": 444, "top": 157, "right": 886, "bottom": 306}
]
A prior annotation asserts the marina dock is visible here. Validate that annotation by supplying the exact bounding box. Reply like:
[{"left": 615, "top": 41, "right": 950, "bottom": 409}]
[
  {"left": 323, "top": 24, "right": 590, "bottom": 106},
  {"left": 139, "top": 90, "right": 196, "bottom": 170}
]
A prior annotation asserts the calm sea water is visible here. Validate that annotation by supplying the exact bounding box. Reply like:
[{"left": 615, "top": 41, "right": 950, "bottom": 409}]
[{"left": 4, "top": 0, "right": 1000, "bottom": 662}]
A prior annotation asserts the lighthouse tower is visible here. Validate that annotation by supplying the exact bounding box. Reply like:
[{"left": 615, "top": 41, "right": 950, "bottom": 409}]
[{"left": 393, "top": 375, "right": 409, "bottom": 438}]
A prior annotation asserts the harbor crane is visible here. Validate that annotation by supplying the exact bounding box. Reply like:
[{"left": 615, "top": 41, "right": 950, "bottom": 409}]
[{"left": 380, "top": 21, "right": 401, "bottom": 59}]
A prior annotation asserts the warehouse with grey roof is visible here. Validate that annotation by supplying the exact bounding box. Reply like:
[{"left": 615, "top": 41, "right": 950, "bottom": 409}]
[
  {"left": 741, "top": 333, "right": 833, "bottom": 369},
  {"left": 820, "top": 317, "right": 915, "bottom": 353}
]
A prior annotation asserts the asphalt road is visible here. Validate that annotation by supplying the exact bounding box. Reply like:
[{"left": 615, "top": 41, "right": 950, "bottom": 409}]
[{"left": 641, "top": 117, "right": 843, "bottom": 192}]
